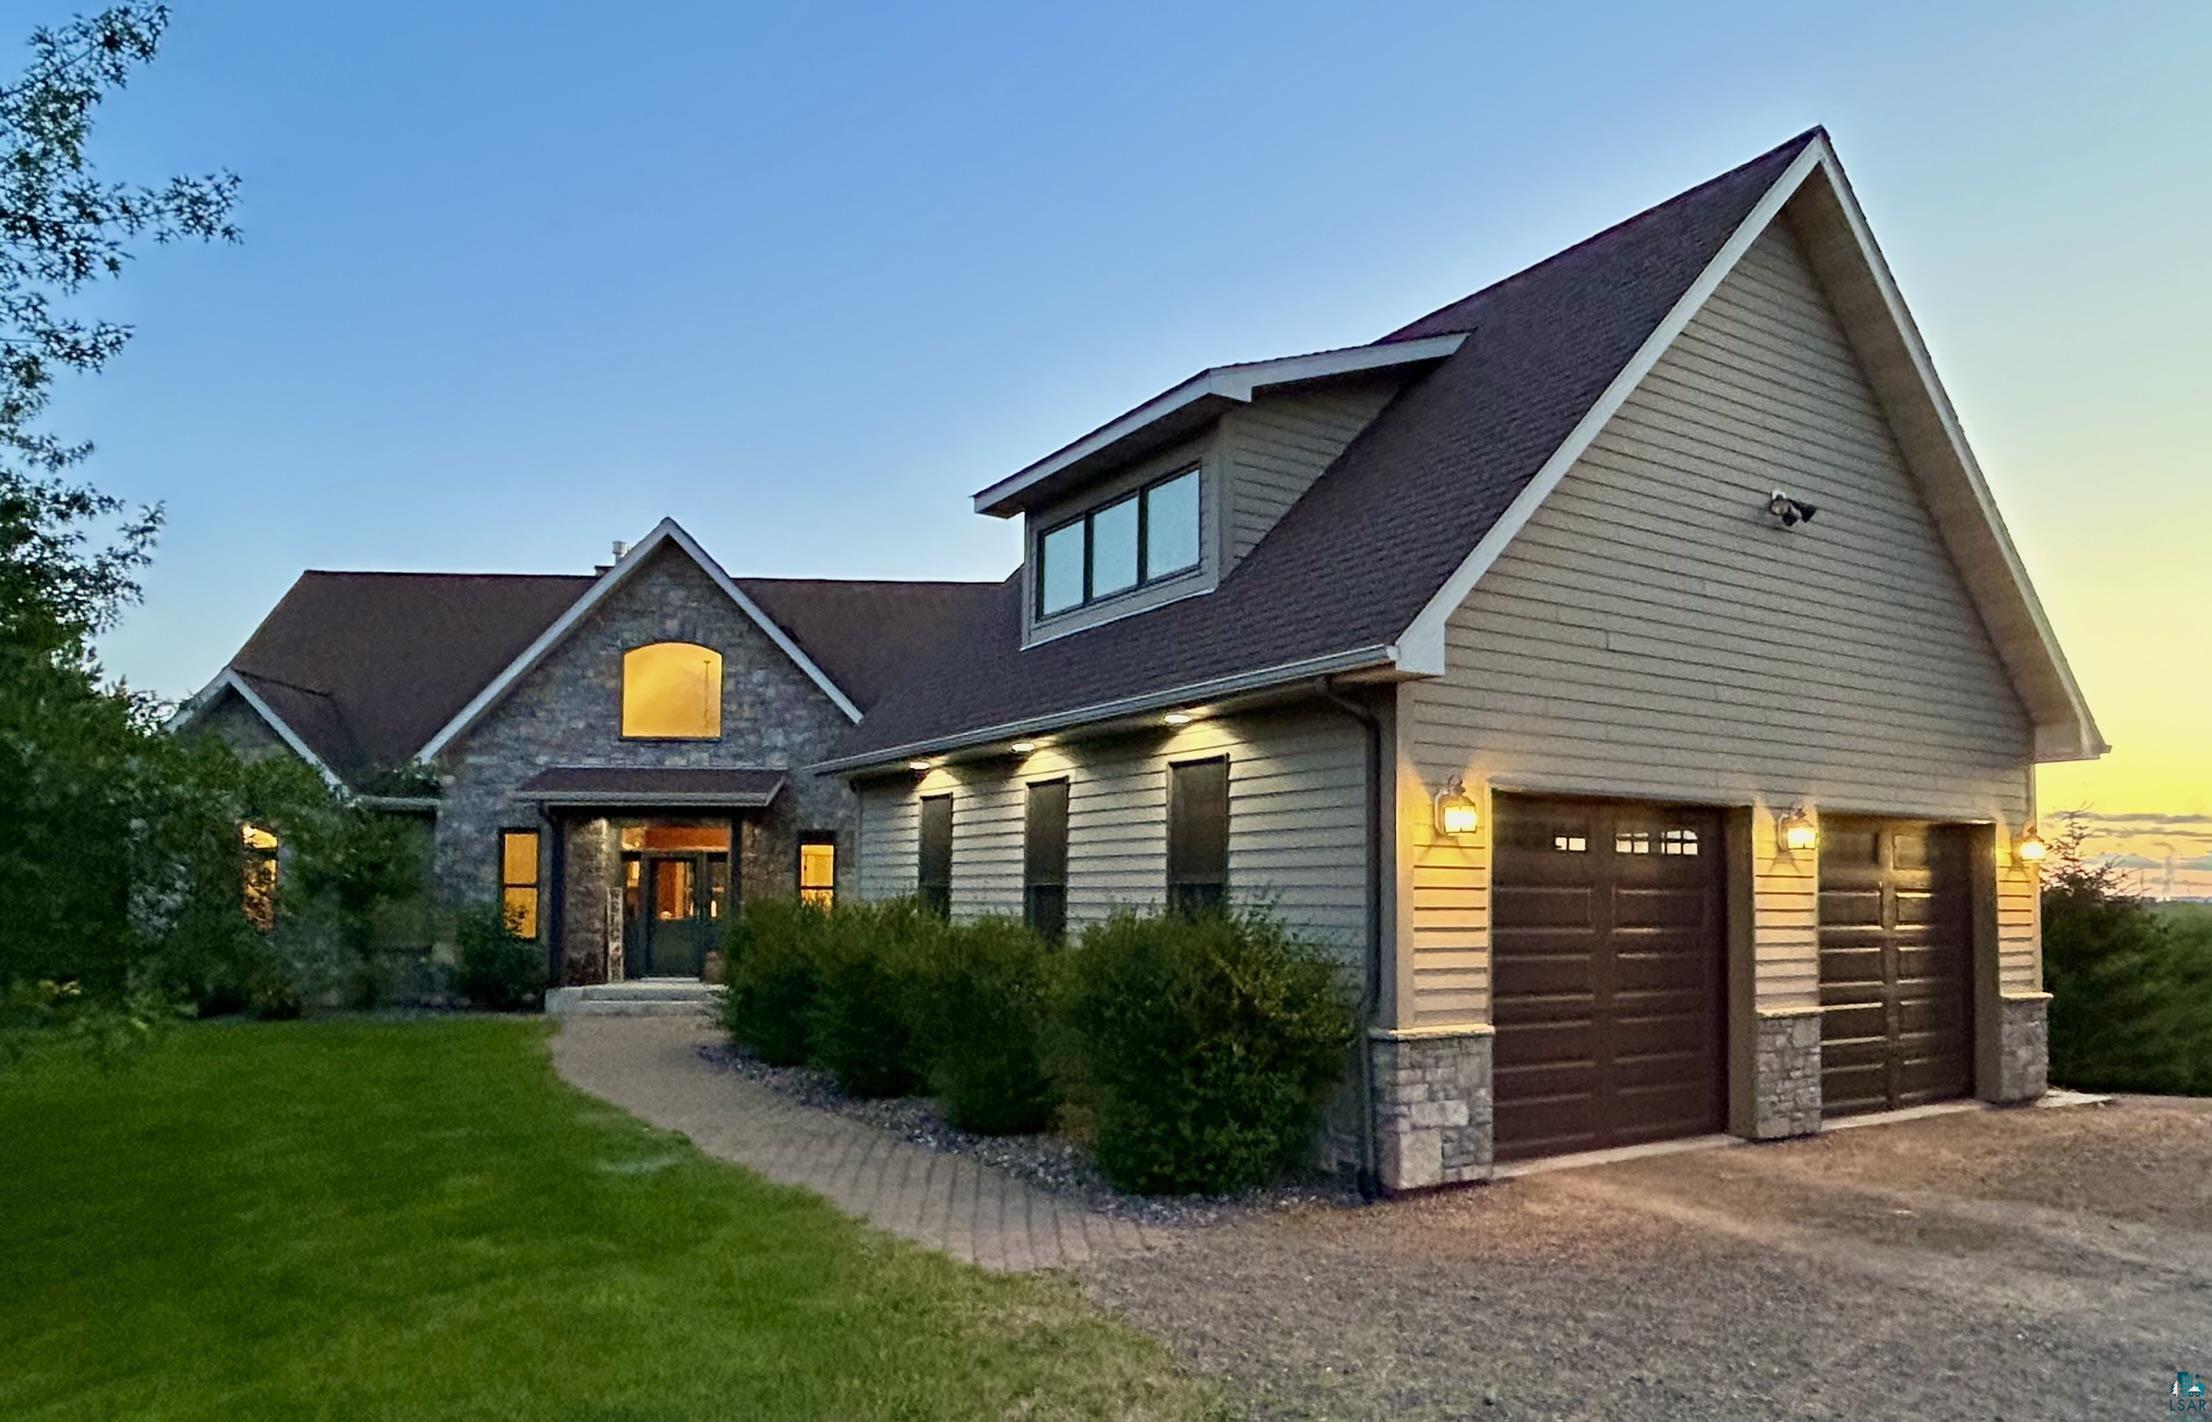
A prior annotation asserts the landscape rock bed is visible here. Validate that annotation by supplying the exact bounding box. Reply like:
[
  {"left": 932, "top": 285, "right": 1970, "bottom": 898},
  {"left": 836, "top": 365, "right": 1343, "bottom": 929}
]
[{"left": 697, "top": 1041, "right": 1360, "bottom": 1228}]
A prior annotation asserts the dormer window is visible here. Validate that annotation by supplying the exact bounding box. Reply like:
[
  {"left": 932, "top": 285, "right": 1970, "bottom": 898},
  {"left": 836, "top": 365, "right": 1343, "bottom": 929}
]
[
  {"left": 1037, "top": 467, "right": 1201, "bottom": 618},
  {"left": 622, "top": 642, "right": 723, "bottom": 739}
]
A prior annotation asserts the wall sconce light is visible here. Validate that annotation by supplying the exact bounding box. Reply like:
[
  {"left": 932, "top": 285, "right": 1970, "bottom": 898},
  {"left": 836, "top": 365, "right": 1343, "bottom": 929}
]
[
  {"left": 1434, "top": 776, "right": 1480, "bottom": 837},
  {"left": 1010, "top": 740, "right": 1038, "bottom": 756},
  {"left": 907, "top": 759, "right": 933, "bottom": 772},
  {"left": 1163, "top": 710, "right": 1194, "bottom": 726},
  {"left": 1778, "top": 803, "right": 1818, "bottom": 853},
  {"left": 2016, "top": 825, "right": 2048, "bottom": 865}
]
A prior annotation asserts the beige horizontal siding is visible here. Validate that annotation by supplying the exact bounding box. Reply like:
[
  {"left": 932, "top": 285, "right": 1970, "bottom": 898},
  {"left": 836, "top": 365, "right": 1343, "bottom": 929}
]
[
  {"left": 854, "top": 704, "right": 1369, "bottom": 960},
  {"left": 1219, "top": 377, "right": 1399, "bottom": 569},
  {"left": 1401, "top": 215, "right": 2037, "bottom": 1025}
]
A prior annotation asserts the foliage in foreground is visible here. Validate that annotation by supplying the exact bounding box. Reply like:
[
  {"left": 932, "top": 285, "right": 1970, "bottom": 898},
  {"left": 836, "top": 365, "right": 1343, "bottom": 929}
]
[
  {"left": 0, "top": 1019, "right": 1212, "bottom": 1421},
  {"left": 453, "top": 902, "right": 548, "bottom": 1011},
  {"left": 1061, "top": 908, "right": 1358, "bottom": 1195},
  {"left": 721, "top": 894, "right": 1357, "bottom": 1193},
  {"left": 2044, "top": 815, "right": 2212, "bottom": 1094},
  {"left": 913, "top": 914, "right": 1063, "bottom": 1135},
  {"left": 719, "top": 895, "right": 827, "bottom": 1065}
]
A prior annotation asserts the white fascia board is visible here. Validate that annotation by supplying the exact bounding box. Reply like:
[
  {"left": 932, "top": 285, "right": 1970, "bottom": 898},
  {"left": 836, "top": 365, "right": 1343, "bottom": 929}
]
[
  {"left": 1392, "top": 136, "right": 2104, "bottom": 762},
  {"left": 195, "top": 669, "right": 351, "bottom": 794},
  {"left": 812, "top": 642, "right": 1397, "bottom": 775},
  {"left": 971, "top": 334, "right": 1466, "bottom": 515},
  {"left": 414, "top": 518, "right": 862, "bottom": 763}
]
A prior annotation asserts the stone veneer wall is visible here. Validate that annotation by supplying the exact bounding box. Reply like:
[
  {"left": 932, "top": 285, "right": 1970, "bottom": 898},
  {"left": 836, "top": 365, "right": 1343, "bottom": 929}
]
[
  {"left": 1989, "top": 992, "right": 2050, "bottom": 1103},
  {"left": 1752, "top": 1009, "right": 1823, "bottom": 1139},
  {"left": 429, "top": 545, "right": 860, "bottom": 978},
  {"left": 1369, "top": 1030, "right": 1492, "bottom": 1190}
]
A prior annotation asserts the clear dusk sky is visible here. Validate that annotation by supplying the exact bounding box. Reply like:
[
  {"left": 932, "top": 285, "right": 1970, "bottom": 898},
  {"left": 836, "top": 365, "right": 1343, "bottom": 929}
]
[{"left": 43, "top": 3, "right": 2210, "bottom": 891}]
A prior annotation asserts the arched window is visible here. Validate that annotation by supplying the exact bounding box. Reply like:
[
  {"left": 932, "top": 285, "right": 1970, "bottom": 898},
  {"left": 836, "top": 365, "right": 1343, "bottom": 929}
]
[{"left": 622, "top": 642, "right": 723, "bottom": 739}]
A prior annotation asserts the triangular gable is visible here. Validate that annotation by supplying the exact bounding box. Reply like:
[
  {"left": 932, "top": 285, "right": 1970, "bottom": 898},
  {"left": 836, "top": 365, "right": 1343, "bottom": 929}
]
[
  {"left": 414, "top": 519, "right": 862, "bottom": 762},
  {"left": 1395, "top": 133, "right": 2103, "bottom": 764},
  {"left": 171, "top": 669, "right": 352, "bottom": 792}
]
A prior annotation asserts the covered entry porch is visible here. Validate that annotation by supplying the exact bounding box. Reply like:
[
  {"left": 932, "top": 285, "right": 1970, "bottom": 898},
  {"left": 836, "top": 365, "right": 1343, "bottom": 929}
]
[{"left": 516, "top": 766, "right": 787, "bottom": 985}]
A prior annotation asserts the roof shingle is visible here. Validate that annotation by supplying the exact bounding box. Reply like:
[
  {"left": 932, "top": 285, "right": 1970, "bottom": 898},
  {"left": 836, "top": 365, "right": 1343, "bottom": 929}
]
[{"left": 832, "top": 130, "right": 1821, "bottom": 764}]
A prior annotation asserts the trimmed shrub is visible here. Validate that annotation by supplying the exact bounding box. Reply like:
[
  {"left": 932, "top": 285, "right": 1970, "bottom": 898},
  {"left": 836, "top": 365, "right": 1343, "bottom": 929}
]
[
  {"left": 914, "top": 916, "right": 1061, "bottom": 1134},
  {"left": 453, "top": 901, "right": 546, "bottom": 1011},
  {"left": 719, "top": 896, "right": 826, "bottom": 1065},
  {"left": 1061, "top": 907, "right": 1357, "bottom": 1195},
  {"left": 809, "top": 899, "right": 933, "bottom": 1098}
]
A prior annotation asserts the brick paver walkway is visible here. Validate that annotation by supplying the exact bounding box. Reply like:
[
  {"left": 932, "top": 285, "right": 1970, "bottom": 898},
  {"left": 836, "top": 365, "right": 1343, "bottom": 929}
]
[{"left": 550, "top": 1016, "right": 1171, "bottom": 1272}]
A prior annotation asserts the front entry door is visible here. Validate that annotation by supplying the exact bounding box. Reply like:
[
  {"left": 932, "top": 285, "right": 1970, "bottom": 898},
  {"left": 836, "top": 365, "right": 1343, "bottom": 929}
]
[{"left": 624, "top": 851, "right": 729, "bottom": 978}]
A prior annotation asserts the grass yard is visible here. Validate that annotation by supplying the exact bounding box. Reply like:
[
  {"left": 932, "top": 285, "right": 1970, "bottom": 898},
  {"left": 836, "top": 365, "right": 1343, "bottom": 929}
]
[{"left": 0, "top": 1018, "right": 1213, "bottom": 1421}]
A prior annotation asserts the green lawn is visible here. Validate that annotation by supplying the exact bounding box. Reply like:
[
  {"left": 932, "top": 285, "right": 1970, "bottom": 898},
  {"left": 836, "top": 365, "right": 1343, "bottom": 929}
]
[{"left": 0, "top": 1018, "right": 1213, "bottom": 1421}]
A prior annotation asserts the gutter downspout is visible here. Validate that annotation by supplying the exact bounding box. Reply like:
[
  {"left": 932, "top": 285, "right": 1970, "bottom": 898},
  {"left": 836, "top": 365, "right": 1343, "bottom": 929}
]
[{"left": 1315, "top": 675, "right": 1384, "bottom": 1201}]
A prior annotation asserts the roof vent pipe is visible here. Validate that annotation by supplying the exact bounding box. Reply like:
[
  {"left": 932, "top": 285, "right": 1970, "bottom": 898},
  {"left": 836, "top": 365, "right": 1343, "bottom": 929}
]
[{"left": 611, "top": 539, "right": 630, "bottom": 561}]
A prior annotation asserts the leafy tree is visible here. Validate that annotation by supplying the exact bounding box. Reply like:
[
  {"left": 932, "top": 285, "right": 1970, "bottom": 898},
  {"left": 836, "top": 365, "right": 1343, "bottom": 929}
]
[
  {"left": 2043, "top": 811, "right": 2212, "bottom": 1093},
  {"left": 0, "top": 5, "right": 239, "bottom": 1012}
]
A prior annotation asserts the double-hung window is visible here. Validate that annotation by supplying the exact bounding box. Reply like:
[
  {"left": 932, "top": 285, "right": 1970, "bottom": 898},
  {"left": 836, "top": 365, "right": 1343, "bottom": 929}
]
[
  {"left": 1036, "top": 467, "right": 1201, "bottom": 618},
  {"left": 917, "top": 794, "right": 953, "bottom": 918},
  {"left": 1166, "top": 757, "right": 1229, "bottom": 914},
  {"left": 1023, "top": 779, "right": 1069, "bottom": 944}
]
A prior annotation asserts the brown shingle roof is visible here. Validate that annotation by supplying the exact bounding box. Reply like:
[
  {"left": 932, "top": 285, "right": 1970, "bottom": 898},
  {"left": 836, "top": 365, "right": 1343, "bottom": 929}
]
[
  {"left": 831, "top": 130, "right": 1821, "bottom": 765},
  {"left": 213, "top": 563, "right": 997, "bottom": 785},
  {"left": 229, "top": 572, "right": 592, "bottom": 781},
  {"left": 734, "top": 578, "right": 1003, "bottom": 712}
]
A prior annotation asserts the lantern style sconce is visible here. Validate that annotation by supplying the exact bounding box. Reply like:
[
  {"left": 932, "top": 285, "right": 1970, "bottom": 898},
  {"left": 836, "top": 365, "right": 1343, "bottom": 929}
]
[
  {"left": 1777, "top": 803, "right": 1819, "bottom": 853},
  {"left": 2016, "top": 825, "right": 2048, "bottom": 865},
  {"left": 1434, "top": 776, "right": 1480, "bottom": 837}
]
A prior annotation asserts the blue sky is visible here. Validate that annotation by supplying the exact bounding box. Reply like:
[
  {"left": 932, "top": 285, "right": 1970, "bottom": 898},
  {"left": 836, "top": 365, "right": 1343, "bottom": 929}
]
[{"left": 40, "top": 3, "right": 2212, "bottom": 882}]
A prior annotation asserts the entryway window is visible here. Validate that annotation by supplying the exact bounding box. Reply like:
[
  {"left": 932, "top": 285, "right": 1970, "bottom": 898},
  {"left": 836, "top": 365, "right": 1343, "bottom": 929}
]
[
  {"left": 918, "top": 794, "right": 953, "bottom": 918},
  {"left": 621, "top": 642, "right": 723, "bottom": 739},
  {"left": 241, "top": 824, "right": 279, "bottom": 931},
  {"left": 799, "top": 834, "right": 837, "bottom": 908},
  {"left": 1166, "top": 757, "right": 1228, "bottom": 914},
  {"left": 500, "top": 830, "right": 541, "bottom": 938}
]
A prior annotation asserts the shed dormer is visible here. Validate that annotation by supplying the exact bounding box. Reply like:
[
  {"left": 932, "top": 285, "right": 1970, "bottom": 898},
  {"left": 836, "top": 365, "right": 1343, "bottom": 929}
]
[{"left": 975, "top": 335, "right": 1464, "bottom": 648}]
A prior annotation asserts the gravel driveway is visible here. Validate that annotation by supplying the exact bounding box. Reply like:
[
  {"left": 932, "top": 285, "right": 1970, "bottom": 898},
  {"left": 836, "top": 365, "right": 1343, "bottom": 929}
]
[{"left": 1084, "top": 1096, "right": 2212, "bottom": 1419}]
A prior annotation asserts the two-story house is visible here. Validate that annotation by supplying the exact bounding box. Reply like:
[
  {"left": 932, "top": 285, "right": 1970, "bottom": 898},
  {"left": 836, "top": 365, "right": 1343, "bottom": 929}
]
[{"left": 818, "top": 128, "right": 2102, "bottom": 1188}]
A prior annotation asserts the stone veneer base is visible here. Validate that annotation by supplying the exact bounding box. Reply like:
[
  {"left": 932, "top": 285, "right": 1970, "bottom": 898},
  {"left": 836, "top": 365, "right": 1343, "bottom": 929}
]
[
  {"left": 1752, "top": 1008, "right": 1823, "bottom": 1139},
  {"left": 1369, "top": 1028, "right": 1493, "bottom": 1191},
  {"left": 1989, "top": 992, "right": 2050, "bottom": 1103}
]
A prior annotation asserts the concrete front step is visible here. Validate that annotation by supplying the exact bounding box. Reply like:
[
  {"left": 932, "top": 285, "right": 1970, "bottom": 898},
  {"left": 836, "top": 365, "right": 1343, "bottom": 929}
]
[{"left": 546, "top": 981, "right": 724, "bottom": 1018}]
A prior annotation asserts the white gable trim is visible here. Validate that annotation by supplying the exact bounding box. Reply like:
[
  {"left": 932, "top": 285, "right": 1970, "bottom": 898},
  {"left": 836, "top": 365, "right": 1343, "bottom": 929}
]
[
  {"left": 1394, "top": 135, "right": 2103, "bottom": 763},
  {"left": 414, "top": 518, "right": 862, "bottom": 763},
  {"left": 972, "top": 334, "right": 1467, "bottom": 515},
  {"left": 171, "top": 669, "right": 351, "bottom": 793}
]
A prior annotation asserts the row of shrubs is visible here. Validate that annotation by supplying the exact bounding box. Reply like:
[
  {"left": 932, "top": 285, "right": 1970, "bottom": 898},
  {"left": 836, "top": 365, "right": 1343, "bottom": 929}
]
[{"left": 718, "top": 897, "right": 1357, "bottom": 1196}]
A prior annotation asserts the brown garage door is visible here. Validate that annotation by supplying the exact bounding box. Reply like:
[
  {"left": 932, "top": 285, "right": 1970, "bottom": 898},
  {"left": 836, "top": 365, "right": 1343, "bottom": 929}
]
[
  {"left": 1492, "top": 795, "right": 1727, "bottom": 1162},
  {"left": 1817, "top": 820, "right": 1975, "bottom": 1117}
]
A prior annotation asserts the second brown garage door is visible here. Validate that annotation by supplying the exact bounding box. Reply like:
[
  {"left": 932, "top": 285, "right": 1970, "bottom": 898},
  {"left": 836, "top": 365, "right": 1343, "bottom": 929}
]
[
  {"left": 1817, "top": 819, "right": 1976, "bottom": 1117},
  {"left": 1492, "top": 795, "right": 1727, "bottom": 1162}
]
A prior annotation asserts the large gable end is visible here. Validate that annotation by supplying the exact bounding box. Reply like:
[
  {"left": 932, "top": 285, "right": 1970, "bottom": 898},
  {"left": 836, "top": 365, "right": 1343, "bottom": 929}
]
[{"left": 1396, "top": 133, "right": 2102, "bottom": 765}]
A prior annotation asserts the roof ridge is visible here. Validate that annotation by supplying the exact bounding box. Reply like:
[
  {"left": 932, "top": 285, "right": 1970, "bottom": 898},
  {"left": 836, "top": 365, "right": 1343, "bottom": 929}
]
[
  {"left": 296, "top": 568, "right": 595, "bottom": 580},
  {"left": 1377, "top": 127, "right": 1826, "bottom": 342},
  {"left": 736, "top": 575, "right": 1003, "bottom": 589}
]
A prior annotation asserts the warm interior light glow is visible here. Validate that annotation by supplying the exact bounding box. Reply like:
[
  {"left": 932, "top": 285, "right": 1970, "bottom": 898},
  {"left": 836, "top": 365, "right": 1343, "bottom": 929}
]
[
  {"left": 1778, "top": 805, "right": 1819, "bottom": 853},
  {"left": 622, "top": 642, "right": 722, "bottom": 739},
  {"left": 908, "top": 759, "right": 933, "bottom": 772},
  {"left": 1163, "top": 711, "right": 1194, "bottom": 726},
  {"left": 2017, "top": 827, "right": 2048, "bottom": 864},
  {"left": 1434, "top": 777, "right": 1479, "bottom": 837},
  {"left": 1011, "top": 740, "right": 1039, "bottom": 755}
]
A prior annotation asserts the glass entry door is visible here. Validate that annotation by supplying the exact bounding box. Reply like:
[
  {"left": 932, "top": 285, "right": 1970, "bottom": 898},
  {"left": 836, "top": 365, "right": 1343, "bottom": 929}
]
[{"left": 621, "top": 848, "right": 729, "bottom": 979}]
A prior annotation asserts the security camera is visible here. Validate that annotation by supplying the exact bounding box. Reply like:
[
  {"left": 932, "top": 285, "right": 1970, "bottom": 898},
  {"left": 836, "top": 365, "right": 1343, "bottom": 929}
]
[{"left": 1766, "top": 490, "right": 1818, "bottom": 527}]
